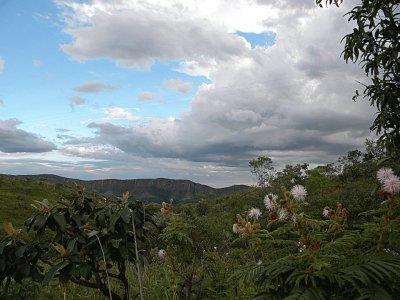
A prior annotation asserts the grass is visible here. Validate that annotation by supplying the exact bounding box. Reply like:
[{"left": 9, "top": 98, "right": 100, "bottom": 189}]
[{"left": 0, "top": 177, "right": 75, "bottom": 233}]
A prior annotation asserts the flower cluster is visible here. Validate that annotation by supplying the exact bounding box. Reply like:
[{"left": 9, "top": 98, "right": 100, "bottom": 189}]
[
  {"left": 377, "top": 168, "right": 400, "bottom": 195},
  {"left": 262, "top": 185, "right": 307, "bottom": 226},
  {"left": 161, "top": 198, "right": 174, "bottom": 214},
  {"left": 321, "top": 203, "right": 349, "bottom": 225},
  {"left": 297, "top": 241, "right": 307, "bottom": 253},
  {"left": 232, "top": 213, "right": 259, "bottom": 237}
]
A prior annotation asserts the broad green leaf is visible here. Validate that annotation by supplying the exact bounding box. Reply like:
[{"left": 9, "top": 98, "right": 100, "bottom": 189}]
[
  {"left": 66, "top": 238, "right": 77, "bottom": 254},
  {"left": 120, "top": 207, "right": 131, "bottom": 223},
  {"left": 109, "top": 213, "right": 120, "bottom": 232},
  {"left": 15, "top": 245, "right": 28, "bottom": 258},
  {"left": 52, "top": 213, "right": 67, "bottom": 232},
  {"left": 32, "top": 214, "right": 50, "bottom": 231},
  {"left": 43, "top": 260, "right": 70, "bottom": 285}
]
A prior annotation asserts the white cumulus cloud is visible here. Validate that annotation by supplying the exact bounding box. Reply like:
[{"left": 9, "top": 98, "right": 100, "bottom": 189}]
[
  {"left": 59, "top": 0, "right": 249, "bottom": 70},
  {"left": 102, "top": 107, "right": 141, "bottom": 122},
  {"left": 58, "top": 0, "right": 377, "bottom": 183}
]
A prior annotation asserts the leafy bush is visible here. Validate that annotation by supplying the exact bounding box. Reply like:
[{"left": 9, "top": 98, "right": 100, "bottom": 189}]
[{"left": 1, "top": 189, "right": 155, "bottom": 300}]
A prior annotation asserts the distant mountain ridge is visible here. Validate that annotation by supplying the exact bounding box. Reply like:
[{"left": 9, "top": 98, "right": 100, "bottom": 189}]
[{"left": 0, "top": 174, "right": 249, "bottom": 203}]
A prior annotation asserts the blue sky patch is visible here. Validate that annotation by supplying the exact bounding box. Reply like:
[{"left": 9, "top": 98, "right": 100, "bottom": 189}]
[{"left": 236, "top": 31, "right": 276, "bottom": 48}]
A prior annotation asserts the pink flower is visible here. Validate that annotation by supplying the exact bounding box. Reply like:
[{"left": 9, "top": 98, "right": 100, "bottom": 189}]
[
  {"left": 264, "top": 193, "right": 278, "bottom": 211},
  {"left": 383, "top": 175, "right": 400, "bottom": 195},
  {"left": 248, "top": 208, "right": 262, "bottom": 220},
  {"left": 158, "top": 249, "right": 167, "bottom": 259},
  {"left": 232, "top": 223, "right": 239, "bottom": 234},
  {"left": 377, "top": 168, "right": 394, "bottom": 184},
  {"left": 290, "top": 185, "right": 307, "bottom": 201},
  {"left": 322, "top": 207, "right": 330, "bottom": 218}
]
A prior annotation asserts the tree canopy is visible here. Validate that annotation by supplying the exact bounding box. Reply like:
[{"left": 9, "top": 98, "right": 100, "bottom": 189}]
[
  {"left": 317, "top": 0, "right": 400, "bottom": 159},
  {"left": 249, "top": 156, "right": 275, "bottom": 187}
]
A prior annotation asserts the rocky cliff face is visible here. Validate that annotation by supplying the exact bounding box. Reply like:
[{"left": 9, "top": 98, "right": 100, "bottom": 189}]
[
  {"left": 1, "top": 174, "right": 249, "bottom": 203},
  {"left": 82, "top": 178, "right": 216, "bottom": 202}
]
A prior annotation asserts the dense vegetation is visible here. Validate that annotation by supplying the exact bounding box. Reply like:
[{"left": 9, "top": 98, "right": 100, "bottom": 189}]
[
  {"left": 1, "top": 0, "right": 399, "bottom": 298},
  {"left": 1, "top": 141, "right": 400, "bottom": 299}
]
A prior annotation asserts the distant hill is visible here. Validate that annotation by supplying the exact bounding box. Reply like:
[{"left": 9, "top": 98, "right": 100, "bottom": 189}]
[
  {"left": 0, "top": 174, "right": 249, "bottom": 204},
  {"left": 0, "top": 175, "right": 76, "bottom": 230}
]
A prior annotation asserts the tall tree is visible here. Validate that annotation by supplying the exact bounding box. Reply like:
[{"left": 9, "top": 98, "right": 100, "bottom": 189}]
[
  {"left": 249, "top": 156, "right": 275, "bottom": 187},
  {"left": 317, "top": 0, "right": 400, "bottom": 159}
]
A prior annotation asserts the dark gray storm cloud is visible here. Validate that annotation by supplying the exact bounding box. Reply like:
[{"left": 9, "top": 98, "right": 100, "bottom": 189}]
[{"left": 0, "top": 119, "right": 56, "bottom": 153}]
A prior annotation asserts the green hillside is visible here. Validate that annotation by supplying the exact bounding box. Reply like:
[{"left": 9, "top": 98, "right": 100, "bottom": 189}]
[
  {"left": 1, "top": 174, "right": 249, "bottom": 204},
  {"left": 0, "top": 177, "right": 76, "bottom": 230}
]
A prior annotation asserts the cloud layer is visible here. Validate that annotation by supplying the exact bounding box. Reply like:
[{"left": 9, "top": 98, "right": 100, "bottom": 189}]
[
  {"left": 50, "top": 0, "right": 377, "bottom": 184},
  {"left": 0, "top": 119, "right": 56, "bottom": 153},
  {"left": 61, "top": 3, "right": 248, "bottom": 69}
]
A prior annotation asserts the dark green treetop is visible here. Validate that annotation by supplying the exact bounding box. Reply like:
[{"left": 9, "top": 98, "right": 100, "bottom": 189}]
[{"left": 317, "top": 0, "right": 400, "bottom": 159}]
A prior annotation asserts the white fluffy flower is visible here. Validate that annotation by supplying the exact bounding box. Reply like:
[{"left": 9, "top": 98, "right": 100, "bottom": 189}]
[
  {"left": 264, "top": 193, "right": 278, "bottom": 211},
  {"left": 158, "top": 249, "right": 167, "bottom": 259},
  {"left": 377, "top": 168, "right": 394, "bottom": 184},
  {"left": 248, "top": 207, "right": 262, "bottom": 220},
  {"left": 322, "top": 207, "right": 330, "bottom": 218},
  {"left": 278, "top": 208, "right": 288, "bottom": 221},
  {"left": 290, "top": 185, "right": 307, "bottom": 201},
  {"left": 383, "top": 175, "right": 400, "bottom": 195},
  {"left": 232, "top": 223, "right": 239, "bottom": 234}
]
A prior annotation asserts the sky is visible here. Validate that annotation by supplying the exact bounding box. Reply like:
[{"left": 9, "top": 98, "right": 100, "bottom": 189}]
[{"left": 0, "top": 0, "right": 376, "bottom": 187}]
